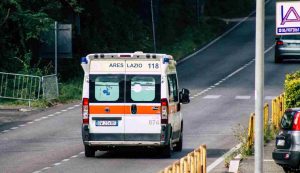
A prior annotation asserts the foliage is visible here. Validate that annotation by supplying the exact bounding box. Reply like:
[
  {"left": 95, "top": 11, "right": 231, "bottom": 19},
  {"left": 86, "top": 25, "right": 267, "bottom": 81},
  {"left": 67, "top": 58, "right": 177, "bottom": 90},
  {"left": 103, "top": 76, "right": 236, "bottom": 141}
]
[
  {"left": 284, "top": 71, "right": 300, "bottom": 108},
  {"left": 233, "top": 124, "right": 253, "bottom": 156},
  {"left": 0, "top": 0, "right": 81, "bottom": 74},
  {"left": 205, "top": 0, "right": 255, "bottom": 18},
  {"left": 57, "top": 78, "right": 82, "bottom": 103},
  {"left": 0, "top": 0, "right": 255, "bottom": 106}
]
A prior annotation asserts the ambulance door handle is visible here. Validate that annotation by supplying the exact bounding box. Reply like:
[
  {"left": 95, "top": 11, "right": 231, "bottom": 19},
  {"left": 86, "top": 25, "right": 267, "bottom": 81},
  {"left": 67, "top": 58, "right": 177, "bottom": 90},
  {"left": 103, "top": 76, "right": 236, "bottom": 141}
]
[{"left": 131, "top": 104, "right": 137, "bottom": 114}]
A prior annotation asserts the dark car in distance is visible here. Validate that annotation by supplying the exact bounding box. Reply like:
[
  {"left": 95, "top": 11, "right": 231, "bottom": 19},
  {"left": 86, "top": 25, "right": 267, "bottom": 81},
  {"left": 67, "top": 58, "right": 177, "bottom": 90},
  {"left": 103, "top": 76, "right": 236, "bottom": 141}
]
[
  {"left": 273, "top": 108, "right": 300, "bottom": 172},
  {"left": 275, "top": 35, "right": 300, "bottom": 63}
]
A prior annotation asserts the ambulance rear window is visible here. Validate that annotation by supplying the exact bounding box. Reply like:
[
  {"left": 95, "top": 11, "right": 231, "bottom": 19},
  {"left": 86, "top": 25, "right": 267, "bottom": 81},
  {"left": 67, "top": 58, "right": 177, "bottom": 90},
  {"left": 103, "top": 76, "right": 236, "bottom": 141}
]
[
  {"left": 126, "top": 75, "right": 161, "bottom": 103},
  {"left": 89, "top": 75, "right": 125, "bottom": 103}
]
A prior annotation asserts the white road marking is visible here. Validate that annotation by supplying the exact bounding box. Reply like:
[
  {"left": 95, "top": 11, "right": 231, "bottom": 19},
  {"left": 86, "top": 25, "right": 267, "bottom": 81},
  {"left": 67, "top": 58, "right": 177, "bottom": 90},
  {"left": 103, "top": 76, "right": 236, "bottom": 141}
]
[
  {"left": 203, "top": 95, "right": 221, "bottom": 99},
  {"left": 32, "top": 171, "right": 41, "bottom": 173},
  {"left": 19, "top": 124, "right": 26, "bottom": 127},
  {"left": 235, "top": 96, "right": 251, "bottom": 100},
  {"left": 79, "top": 152, "right": 84, "bottom": 155},
  {"left": 70, "top": 155, "right": 78, "bottom": 158},
  {"left": 2, "top": 130, "right": 10, "bottom": 133},
  {"left": 48, "top": 114, "right": 55, "bottom": 117},
  {"left": 207, "top": 143, "right": 241, "bottom": 172},
  {"left": 62, "top": 109, "right": 67, "bottom": 112},
  {"left": 265, "top": 96, "right": 276, "bottom": 100},
  {"left": 10, "top": 127, "right": 18, "bottom": 130},
  {"left": 34, "top": 119, "right": 42, "bottom": 122},
  {"left": 74, "top": 104, "right": 80, "bottom": 107},
  {"left": 41, "top": 116, "right": 48, "bottom": 119},
  {"left": 68, "top": 107, "right": 75, "bottom": 110},
  {"left": 42, "top": 167, "right": 51, "bottom": 171},
  {"left": 190, "top": 97, "right": 195, "bottom": 99},
  {"left": 62, "top": 159, "right": 70, "bottom": 162},
  {"left": 206, "top": 0, "right": 272, "bottom": 171},
  {"left": 53, "top": 162, "right": 61, "bottom": 166},
  {"left": 264, "top": 159, "right": 274, "bottom": 162},
  {"left": 27, "top": 122, "right": 34, "bottom": 124},
  {"left": 55, "top": 112, "right": 61, "bottom": 114}
]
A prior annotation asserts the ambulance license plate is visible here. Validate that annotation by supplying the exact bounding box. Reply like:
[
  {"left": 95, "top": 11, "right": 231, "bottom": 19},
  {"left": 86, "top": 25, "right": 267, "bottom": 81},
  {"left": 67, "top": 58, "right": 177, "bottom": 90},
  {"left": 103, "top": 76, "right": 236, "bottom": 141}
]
[{"left": 96, "top": 120, "right": 118, "bottom": 126}]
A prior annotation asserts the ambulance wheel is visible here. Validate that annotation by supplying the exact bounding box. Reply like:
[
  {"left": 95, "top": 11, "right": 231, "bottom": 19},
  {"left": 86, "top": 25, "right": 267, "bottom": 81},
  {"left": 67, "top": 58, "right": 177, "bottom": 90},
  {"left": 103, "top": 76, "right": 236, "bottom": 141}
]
[
  {"left": 275, "top": 55, "right": 282, "bottom": 63},
  {"left": 173, "top": 132, "right": 183, "bottom": 152},
  {"left": 161, "top": 142, "right": 172, "bottom": 158},
  {"left": 85, "top": 145, "right": 95, "bottom": 157}
]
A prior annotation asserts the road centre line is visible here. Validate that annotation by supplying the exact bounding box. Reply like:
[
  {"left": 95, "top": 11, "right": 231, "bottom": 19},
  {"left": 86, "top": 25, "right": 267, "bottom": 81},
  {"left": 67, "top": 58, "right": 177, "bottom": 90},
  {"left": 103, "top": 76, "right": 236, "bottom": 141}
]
[
  {"left": 235, "top": 96, "right": 251, "bottom": 100},
  {"left": 265, "top": 96, "right": 276, "bottom": 100},
  {"left": 0, "top": 104, "right": 80, "bottom": 136},
  {"left": 53, "top": 162, "right": 61, "bottom": 166},
  {"left": 203, "top": 95, "right": 221, "bottom": 99},
  {"left": 192, "top": 43, "right": 274, "bottom": 100},
  {"left": 41, "top": 167, "right": 51, "bottom": 171}
]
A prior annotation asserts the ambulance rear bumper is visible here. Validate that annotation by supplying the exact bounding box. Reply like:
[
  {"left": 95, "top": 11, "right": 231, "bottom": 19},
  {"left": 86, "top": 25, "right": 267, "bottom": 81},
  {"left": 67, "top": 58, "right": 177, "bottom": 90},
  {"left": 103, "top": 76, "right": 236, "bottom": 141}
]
[{"left": 84, "top": 141, "right": 164, "bottom": 146}]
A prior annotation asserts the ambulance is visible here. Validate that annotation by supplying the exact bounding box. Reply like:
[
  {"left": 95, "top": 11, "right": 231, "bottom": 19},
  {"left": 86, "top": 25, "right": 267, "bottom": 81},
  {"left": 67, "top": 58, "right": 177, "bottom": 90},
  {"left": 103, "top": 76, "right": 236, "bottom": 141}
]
[{"left": 81, "top": 51, "right": 190, "bottom": 158}]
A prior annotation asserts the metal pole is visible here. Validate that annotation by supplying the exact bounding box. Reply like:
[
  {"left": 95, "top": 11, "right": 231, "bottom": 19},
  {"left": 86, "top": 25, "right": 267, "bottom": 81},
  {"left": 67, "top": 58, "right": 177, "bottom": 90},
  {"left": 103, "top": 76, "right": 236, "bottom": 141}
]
[
  {"left": 255, "top": 0, "right": 265, "bottom": 172},
  {"left": 54, "top": 21, "right": 58, "bottom": 75},
  {"left": 151, "top": 0, "right": 157, "bottom": 53}
]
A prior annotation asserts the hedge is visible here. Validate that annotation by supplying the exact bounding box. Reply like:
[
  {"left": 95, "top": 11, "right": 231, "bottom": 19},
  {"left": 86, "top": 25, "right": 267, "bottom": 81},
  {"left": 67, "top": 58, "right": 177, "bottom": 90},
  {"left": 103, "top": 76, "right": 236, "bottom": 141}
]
[{"left": 285, "top": 71, "right": 300, "bottom": 108}]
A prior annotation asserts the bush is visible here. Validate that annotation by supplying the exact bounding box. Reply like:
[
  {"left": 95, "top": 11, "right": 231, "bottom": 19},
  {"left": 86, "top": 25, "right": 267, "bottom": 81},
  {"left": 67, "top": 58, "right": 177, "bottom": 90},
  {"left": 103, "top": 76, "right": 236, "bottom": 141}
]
[{"left": 285, "top": 71, "right": 300, "bottom": 108}]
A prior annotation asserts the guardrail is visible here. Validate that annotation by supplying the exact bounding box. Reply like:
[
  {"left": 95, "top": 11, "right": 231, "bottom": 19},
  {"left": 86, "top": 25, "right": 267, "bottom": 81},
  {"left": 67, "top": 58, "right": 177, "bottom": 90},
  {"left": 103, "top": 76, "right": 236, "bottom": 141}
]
[
  {"left": 159, "top": 145, "right": 207, "bottom": 173},
  {"left": 246, "top": 104, "right": 270, "bottom": 150},
  {"left": 0, "top": 72, "right": 59, "bottom": 103},
  {"left": 0, "top": 72, "right": 41, "bottom": 101},
  {"left": 246, "top": 93, "right": 285, "bottom": 150},
  {"left": 272, "top": 93, "right": 285, "bottom": 130}
]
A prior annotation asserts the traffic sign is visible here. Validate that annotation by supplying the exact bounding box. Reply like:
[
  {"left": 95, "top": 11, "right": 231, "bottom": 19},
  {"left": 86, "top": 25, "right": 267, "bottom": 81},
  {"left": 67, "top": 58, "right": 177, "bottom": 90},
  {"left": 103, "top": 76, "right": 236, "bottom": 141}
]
[{"left": 276, "top": 1, "right": 300, "bottom": 35}]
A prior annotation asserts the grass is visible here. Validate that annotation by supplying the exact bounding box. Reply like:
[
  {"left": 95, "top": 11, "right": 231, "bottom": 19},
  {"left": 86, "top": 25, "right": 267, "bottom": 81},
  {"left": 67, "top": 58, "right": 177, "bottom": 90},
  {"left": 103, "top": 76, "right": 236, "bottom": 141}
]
[
  {"left": 0, "top": 78, "right": 83, "bottom": 109},
  {"left": 160, "top": 18, "right": 227, "bottom": 60}
]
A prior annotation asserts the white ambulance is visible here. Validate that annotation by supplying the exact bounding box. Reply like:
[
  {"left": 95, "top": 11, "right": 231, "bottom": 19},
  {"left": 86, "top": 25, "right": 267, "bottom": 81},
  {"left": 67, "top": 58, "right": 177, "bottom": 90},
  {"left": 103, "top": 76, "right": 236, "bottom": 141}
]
[{"left": 81, "top": 52, "right": 190, "bottom": 158}]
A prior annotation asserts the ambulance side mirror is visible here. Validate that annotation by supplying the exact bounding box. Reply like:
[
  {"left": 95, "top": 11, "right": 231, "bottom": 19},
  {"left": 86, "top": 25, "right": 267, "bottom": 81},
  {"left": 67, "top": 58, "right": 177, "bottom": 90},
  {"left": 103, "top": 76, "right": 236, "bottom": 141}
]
[{"left": 179, "top": 88, "right": 190, "bottom": 104}]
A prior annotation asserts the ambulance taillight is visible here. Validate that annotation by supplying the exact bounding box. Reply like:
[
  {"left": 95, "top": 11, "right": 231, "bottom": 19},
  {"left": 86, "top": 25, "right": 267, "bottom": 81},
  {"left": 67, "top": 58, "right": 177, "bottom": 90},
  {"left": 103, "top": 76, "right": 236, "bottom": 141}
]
[
  {"left": 82, "top": 98, "right": 89, "bottom": 124},
  {"left": 161, "top": 98, "right": 168, "bottom": 124}
]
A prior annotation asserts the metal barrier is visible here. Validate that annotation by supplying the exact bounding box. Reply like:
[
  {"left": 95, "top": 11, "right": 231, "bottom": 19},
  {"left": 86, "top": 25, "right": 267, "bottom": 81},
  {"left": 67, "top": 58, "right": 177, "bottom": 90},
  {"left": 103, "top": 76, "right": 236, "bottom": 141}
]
[
  {"left": 264, "top": 103, "right": 269, "bottom": 132},
  {"left": 247, "top": 113, "right": 255, "bottom": 150},
  {"left": 246, "top": 93, "right": 286, "bottom": 150},
  {"left": 246, "top": 104, "right": 269, "bottom": 150},
  {"left": 160, "top": 145, "right": 207, "bottom": 173},
  {"left": 0, "top": 72, "right": 41, "bottom": 101},
  {"left": 272, "top": 93, "right": 285, "bottom": 130},
  {"left": 0, "top": 72, "right": 59, "bottom": 102},
  {"left": 42, "top": 74, "right": 59, "bottom": 100}
]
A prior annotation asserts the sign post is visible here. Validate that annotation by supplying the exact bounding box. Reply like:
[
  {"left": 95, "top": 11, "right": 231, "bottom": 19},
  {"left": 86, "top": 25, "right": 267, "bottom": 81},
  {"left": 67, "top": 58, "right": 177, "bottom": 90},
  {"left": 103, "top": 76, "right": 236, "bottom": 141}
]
[
  {"left": 255, "top": 0, "right": 265, "bottom": 172},
  {"left": 54, "top": 21, "right": 58, "bottom": 75}
]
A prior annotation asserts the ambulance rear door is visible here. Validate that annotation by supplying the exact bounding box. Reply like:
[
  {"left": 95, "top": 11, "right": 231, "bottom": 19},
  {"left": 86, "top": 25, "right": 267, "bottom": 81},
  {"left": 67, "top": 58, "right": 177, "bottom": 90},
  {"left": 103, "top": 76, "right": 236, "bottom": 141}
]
[
  {"left": 124, "top": 60, "right": 162, "bottom": 142},
  {"left": 88, "top": 60, "right": 126, "bottom": 142}
]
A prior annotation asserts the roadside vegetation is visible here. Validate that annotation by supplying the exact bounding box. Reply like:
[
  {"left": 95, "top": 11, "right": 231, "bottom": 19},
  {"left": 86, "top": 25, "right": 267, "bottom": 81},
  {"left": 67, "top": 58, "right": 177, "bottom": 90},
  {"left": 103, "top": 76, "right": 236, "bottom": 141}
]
[
  {"left": 0, "top": 0, "right": 255, "bottom": 107},
  {"left": 225, "top": 70, "right": 300, "bottom": 167}
]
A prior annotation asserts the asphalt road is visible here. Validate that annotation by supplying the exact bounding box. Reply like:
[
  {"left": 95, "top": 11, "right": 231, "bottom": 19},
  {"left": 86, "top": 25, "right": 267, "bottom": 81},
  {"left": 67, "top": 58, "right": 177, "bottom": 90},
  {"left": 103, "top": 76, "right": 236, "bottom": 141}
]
[{"left": 0, "top": 0, "right": 299, "bottom": 173}]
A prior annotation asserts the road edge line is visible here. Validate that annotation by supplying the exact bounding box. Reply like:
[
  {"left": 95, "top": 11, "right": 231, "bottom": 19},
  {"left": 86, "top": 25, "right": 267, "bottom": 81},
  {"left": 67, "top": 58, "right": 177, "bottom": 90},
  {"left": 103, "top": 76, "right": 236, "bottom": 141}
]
[{"left": 207, "top": 143, "right": 242, "bottom": 172}]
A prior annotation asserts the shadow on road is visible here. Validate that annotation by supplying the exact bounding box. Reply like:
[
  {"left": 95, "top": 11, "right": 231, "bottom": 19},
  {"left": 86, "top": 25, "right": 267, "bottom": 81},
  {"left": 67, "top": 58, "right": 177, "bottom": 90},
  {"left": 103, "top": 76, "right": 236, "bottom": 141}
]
[{"left": 94, "top": 147, "right": 230, "bottom": 160}]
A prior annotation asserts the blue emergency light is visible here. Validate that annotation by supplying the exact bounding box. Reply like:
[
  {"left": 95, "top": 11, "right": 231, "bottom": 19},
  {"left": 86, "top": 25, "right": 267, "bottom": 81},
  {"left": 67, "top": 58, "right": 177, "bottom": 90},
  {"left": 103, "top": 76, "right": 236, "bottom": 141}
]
[
  {"left": 163, "top": 57, "right": 169, "bottom": 64},
  {"left": 81, "top": 57, "right": 88, "bottom": 64}
]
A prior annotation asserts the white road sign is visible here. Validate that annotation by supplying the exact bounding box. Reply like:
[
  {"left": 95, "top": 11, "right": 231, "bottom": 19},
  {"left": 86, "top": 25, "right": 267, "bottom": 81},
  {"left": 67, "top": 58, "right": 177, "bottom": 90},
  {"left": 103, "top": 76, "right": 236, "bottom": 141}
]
[{"left": 276, "top": 1, "right": 300, "bottom": 35}]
